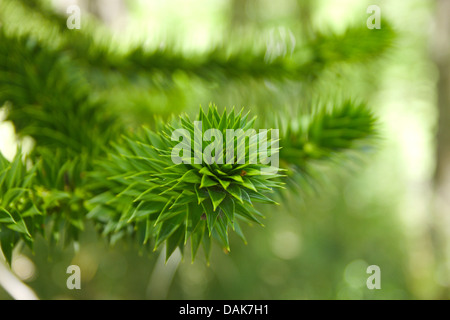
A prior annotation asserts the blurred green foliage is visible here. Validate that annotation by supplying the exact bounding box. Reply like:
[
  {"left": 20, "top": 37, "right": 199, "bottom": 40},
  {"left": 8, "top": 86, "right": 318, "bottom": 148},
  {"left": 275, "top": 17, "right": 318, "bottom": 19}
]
[{"left": 0, "top": 0, "right": 445, "bottom": 300}]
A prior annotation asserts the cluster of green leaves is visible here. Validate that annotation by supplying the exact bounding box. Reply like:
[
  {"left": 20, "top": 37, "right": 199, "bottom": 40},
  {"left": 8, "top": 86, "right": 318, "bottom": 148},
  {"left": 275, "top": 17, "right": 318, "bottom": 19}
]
[
  {"left": 33, "top": 150, "right": 90, "bottom": 249},
  {"left": 0, "top": 151, "right": 37, "bottom": 264},
  {"left": 0, "top": 99, "right": 376, "bottom": 264},
  {"left": 87, "top": 106, "right": 283, "bottom": 262},
  {"left": 0, "top": 149, "right": 91, "bottom": 265}
]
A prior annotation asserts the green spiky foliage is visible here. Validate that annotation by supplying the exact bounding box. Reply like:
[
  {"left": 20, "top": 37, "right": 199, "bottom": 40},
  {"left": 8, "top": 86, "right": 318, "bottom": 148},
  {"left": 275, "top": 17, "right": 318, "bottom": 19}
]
[
  {"left": 0, "top": 151, "right": 38, "bottom": 264},
  {"left": 0, "top": 29, "right": 119, "bottom": 155},
  {"left": 279, "top": 100, "right": 377, "bottom": 190},
  {"left": 1, "top": 0, "right": 395, "bottom": 88},
  {"left": 33, "top": 150, "right": 89, "bottom": 248},
  {"left": 0, "top": 0, "right": 394, "bottom": 265},
  {"left": 0, "top": 28, "right": 117, "bottom": 264},
  {"left": 0, "top": 149, "right": 91, "bottom": 265},
  {"left": 88, "top": 105, "right": 283, "bottom": 262}
]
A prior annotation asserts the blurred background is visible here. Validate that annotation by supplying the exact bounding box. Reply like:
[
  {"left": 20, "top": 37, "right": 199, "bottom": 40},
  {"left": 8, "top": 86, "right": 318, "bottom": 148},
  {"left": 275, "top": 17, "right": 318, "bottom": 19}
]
[{"left": 0, "top": 0, "right": 449, "bottom": 299}]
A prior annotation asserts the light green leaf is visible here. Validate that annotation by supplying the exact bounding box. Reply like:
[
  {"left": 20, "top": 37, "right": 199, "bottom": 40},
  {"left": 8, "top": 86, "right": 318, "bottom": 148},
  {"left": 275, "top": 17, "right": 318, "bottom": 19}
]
[
  {"left": 219, "top": 197, "right": 235, "bottom": 225},
  {"left": 191, "top": 220, "right": 206, "bottom": 263},
  {"left": 207, "top": 188, "right": 226, "bottom": 211},
  {"left": 200, "top": 174, "right": 218, "bottom": 188}
]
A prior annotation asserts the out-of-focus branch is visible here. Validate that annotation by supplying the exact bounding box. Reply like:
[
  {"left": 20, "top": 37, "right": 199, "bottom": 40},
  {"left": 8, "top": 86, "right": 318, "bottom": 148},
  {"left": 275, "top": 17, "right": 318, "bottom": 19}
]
[
  {"left": 433, "top": 2, "right": 450, "bottom": 193},
  {"left": 431, "top": 0, "right": 450, "bottom": 296},
  {"left": 11, "top": 0, "right": 395, "bottom": 86},
  {"left": 0, "top": 252, "right": 38, "bottom": 300},
  {"left": 146, "top": 248, "right": 182, "bottom": 299}
]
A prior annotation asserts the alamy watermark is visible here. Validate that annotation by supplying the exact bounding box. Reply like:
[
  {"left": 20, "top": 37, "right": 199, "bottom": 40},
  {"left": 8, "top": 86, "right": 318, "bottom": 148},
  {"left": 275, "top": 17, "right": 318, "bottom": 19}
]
[
  {"left": 367, "top": 5, "right": 381, "bottom": 30},
  {"left": 66, "top": 265, "right": 81, "bottom": 290},
  {"left": 171, "top": 121, "right": 279, "bottom": 175},
  {"left": 366, "top": 265, "right": 381, "bottom": 289},
  {"left": 66, "top": 5, "right": 81, "bottom": 30}
]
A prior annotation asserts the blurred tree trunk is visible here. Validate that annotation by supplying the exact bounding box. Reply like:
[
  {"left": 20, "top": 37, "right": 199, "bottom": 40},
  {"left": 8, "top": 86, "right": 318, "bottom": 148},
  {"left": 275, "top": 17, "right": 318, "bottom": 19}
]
[
  {"left": 229, "top": 0, "right": 259, "bottom": 35},
  {"left": 432, "top": 0, "right": 450, "bottom": 296},
  {"left": 296, "top": 0, "right": 314, "bottom": 38},
  {"left": 230, "top": 0, "right": 250, "bottom": 29}
]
